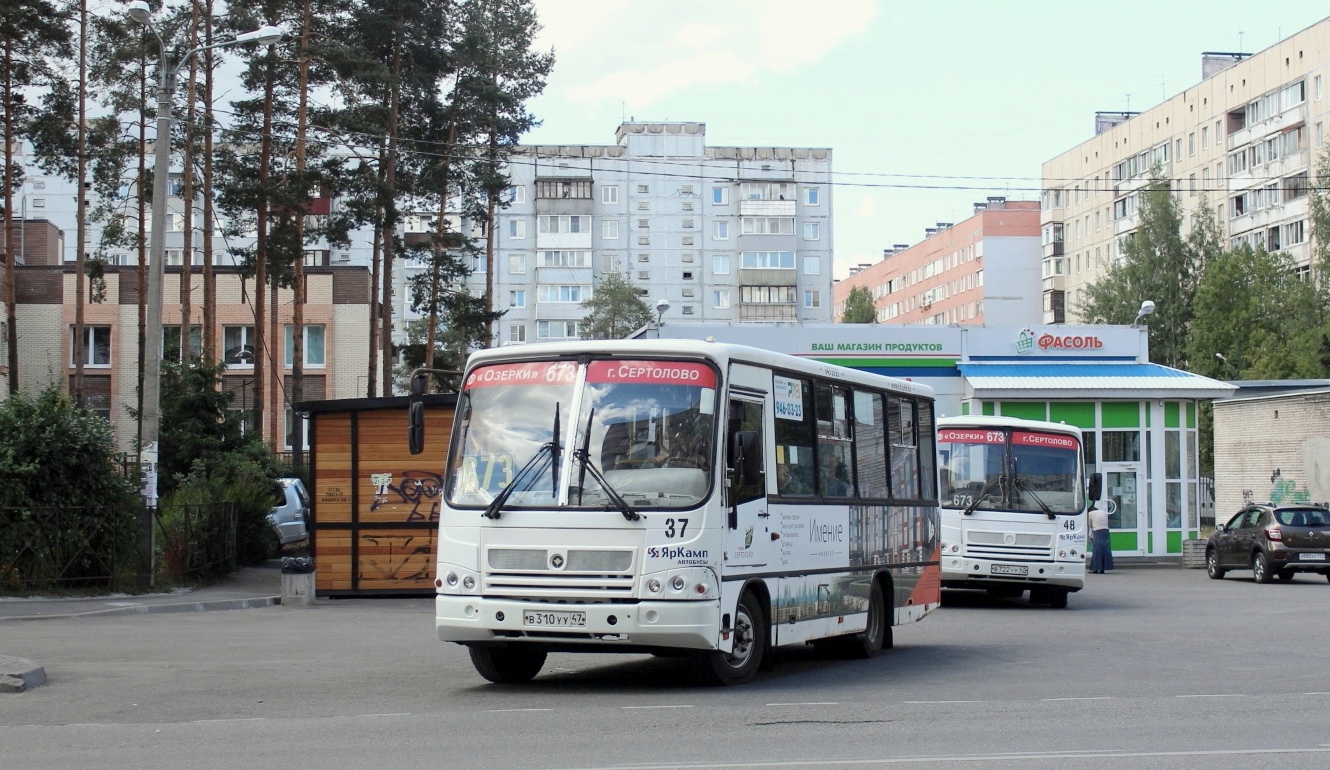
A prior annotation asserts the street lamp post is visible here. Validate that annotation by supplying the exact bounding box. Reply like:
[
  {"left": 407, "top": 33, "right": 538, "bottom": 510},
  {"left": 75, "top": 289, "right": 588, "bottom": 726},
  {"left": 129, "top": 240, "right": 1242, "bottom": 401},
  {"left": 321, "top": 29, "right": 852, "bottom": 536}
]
[{"left": 126, "top": 1, "right": 283, "bottom": 506}]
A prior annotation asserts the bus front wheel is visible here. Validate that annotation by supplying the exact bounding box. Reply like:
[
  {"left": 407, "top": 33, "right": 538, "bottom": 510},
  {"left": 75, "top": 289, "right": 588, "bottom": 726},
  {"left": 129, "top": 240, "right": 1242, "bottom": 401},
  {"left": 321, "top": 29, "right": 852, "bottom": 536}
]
[
  {"left": 692, "top": 592, "right": 766, "bottom": 686},
  {"left": 468, "top": 643, "right": 548, "bottom": 684}
]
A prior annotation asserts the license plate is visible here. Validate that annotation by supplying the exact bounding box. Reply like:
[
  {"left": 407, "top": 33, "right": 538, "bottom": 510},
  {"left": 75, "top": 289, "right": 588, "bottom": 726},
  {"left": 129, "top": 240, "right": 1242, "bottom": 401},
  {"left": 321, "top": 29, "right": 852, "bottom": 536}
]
[
  {"left": 1299, "top": 553, "right": 1326, "bottom": 561},
  {"left": 523, "top": 610, "right": 587, "bottom": 628},
  {"left": 991, "top": 564, "right": 1028, "bottom": 576}
]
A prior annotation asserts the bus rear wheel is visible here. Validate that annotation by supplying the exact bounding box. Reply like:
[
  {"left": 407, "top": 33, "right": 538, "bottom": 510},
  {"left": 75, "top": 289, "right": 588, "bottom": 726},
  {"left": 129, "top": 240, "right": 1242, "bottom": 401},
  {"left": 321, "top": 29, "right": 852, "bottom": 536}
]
[
  {"left": 468, "top": 643, "right": 548, "bottom": 684},
  {"left": 692, "top": 592, "right": 765, "bottom": 686},
  {"left": 815, "top": 579, "right": 889, "bottom": 659}
]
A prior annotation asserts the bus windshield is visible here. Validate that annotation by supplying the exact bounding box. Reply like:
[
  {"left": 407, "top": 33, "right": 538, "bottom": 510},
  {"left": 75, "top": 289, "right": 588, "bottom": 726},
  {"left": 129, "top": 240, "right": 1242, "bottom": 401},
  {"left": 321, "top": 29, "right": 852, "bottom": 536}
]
[
  {"left": 447, "top": 361, "right": 578, "bottom": 508},
  {"left": 572, "top": 360, "right": 716, "bottom": 509},
  {"left": 938, "top": 428, "right": 1082, "bottom": 515},
  {"left": 446, "top": 358, "right": 717, "bottom": 510}
]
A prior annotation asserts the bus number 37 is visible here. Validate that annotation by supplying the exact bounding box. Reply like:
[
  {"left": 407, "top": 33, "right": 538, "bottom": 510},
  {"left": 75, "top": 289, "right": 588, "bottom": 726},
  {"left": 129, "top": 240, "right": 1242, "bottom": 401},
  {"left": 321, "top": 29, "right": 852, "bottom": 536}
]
[{"left": 664, "top": 518, "right": 689, "bottom": 538}]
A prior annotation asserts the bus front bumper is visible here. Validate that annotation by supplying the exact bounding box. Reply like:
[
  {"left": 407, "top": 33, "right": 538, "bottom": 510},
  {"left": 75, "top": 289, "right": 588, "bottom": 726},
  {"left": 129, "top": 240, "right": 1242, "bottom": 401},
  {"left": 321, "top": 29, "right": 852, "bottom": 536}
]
[
  {"left": 436, "top": 595, "right": 722, "bottom": 649},
  {"left": 941, "top": 556, "right": 1084, "bottom": 591}
]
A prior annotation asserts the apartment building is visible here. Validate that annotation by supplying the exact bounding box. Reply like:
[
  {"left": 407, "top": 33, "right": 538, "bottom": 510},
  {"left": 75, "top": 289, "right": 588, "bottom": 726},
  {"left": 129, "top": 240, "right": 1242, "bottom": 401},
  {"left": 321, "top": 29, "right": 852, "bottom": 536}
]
[
  {"left": 832, "top": 198, "right": 1042, "bottom": 327},
  {"left": 1042, "top": 17, "right": 1330, "bottom": 323},
  {"left": 484, "top": 121, "right": 834, "bottom": 343},
  {"left": 14, "top": 263, "right": 371, "bottom": 453}
]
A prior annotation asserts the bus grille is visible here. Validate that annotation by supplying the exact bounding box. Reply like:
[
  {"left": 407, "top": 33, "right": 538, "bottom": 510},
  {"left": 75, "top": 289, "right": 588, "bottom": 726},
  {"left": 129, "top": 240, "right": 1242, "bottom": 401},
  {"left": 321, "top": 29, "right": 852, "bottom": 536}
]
[
  {"left": 964, "top": 531, "right": 1053, "bottom": 561},
  {"left": 484, "top": 547, "right": 636, "bottom": 597}
]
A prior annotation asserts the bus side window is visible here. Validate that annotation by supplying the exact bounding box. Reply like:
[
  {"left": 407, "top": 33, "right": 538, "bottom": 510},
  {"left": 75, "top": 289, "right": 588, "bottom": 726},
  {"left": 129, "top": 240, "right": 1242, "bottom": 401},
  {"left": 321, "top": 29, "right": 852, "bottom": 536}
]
[{"left": 728, "top": 398, "right": 765, "bottom": 504}]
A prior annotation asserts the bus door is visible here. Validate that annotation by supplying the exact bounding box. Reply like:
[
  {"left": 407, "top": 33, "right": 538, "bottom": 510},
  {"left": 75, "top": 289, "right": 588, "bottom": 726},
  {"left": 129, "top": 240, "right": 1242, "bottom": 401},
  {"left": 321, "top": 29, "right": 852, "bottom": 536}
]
[{"left": 724, "top": 390, "right": 777, "bottom": 571}]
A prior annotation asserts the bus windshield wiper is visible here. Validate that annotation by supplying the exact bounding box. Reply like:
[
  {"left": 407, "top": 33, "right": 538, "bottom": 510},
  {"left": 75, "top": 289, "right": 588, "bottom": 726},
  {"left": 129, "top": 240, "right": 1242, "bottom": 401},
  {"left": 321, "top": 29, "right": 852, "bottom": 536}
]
[
  {"left": 567, "top": 407, "right": 639, "bottom": 521},
  {"left": 962, "top": 475, "right": 1003, "bottom": 516},
  {"left": 483, "top": 405, "right": 560, "bottom": 521},
  {"left": 1013, "top": 477, "right": 1058, "bottom": 520}
]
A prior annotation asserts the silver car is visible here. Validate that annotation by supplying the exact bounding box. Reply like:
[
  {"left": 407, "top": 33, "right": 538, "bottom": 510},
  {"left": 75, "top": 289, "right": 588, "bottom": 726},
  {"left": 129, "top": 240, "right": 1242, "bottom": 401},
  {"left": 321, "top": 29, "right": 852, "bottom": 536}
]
[{"left": 267, "top": 478, "right": 310, "bottom": 546}]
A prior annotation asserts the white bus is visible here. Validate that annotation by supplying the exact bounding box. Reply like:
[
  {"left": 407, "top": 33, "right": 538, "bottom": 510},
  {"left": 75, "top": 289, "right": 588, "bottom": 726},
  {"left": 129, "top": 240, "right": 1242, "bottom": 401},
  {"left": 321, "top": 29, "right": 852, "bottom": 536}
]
[
  {"left": 411, "top": 339, "right": 942, "bottom": 685},
  {"left": 935, "top": 416, "right": 1099, "bottom": 608}
]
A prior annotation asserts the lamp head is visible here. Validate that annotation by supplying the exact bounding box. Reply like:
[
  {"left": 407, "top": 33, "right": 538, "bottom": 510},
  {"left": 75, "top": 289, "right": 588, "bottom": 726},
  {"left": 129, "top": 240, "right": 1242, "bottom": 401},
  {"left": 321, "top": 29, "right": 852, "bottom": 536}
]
[
  {"left": 654, "top": 298, "right": 670, "bottom": 325},
  {"left": 1137, "top": 300, "right": 1156, "bottom": 317},
  {"left": 126, "top": 0, "right": 152, "bottom": 24},
  {"left": 236, "top": 25, "right": 286, "bottom": 45}
]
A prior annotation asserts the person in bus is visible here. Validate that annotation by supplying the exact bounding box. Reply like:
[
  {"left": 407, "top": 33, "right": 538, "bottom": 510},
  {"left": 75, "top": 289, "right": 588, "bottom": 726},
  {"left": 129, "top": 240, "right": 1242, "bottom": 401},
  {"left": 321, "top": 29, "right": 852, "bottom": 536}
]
[
  {"left": 1089, "top": 503, "right": 1114, "bottom": 573},
  {"left": 776, "top": 463, "right": 811, "bottom": 495}
]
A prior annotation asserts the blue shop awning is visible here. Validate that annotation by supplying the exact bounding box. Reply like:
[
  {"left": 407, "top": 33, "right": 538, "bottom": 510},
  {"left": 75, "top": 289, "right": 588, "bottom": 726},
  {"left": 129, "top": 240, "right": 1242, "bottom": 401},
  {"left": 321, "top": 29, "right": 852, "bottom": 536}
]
[{"left": 957, "top": 362, "right": 1237, "bottom": 400}]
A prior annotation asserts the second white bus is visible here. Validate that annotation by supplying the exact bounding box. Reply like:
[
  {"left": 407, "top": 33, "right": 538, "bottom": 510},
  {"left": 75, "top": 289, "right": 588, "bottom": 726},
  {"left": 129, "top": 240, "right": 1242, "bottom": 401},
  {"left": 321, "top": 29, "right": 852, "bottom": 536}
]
[{"left": 935, "top": 416, "right": 1099, "bottom": 608}]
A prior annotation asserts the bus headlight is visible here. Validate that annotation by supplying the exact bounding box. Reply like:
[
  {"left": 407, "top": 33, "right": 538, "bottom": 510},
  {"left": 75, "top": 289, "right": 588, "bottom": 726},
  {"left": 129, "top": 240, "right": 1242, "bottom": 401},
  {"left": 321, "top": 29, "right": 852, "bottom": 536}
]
[
  {"left": 647, "top": 578, "right": 662, "bottom": 593},
  {"left": 438, "top": 564, "right": 480, "bottom": 594},
  {"left": 671, "top": 576, "right": 687, "bottom": 591},
  {"left": 642, "top": 567, "right": 717, "bottom": 600},
  {"left": 462, "top": 576, "right": 475, "bottom": 590}
]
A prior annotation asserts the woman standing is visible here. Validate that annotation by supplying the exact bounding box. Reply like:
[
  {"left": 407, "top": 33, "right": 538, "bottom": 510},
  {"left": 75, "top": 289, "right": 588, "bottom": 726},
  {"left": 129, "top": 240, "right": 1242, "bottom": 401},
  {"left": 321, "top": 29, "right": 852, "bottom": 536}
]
[{"left": 1089, "top": 504, "right": 1114, "bottom": 573}]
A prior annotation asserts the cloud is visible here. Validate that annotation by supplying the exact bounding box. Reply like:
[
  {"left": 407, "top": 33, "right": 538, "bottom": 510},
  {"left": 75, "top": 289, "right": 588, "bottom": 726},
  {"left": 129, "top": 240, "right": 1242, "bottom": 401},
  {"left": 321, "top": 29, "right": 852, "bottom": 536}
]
[{"left": 534, "top": 0, "right": 876, "bottom": 108}]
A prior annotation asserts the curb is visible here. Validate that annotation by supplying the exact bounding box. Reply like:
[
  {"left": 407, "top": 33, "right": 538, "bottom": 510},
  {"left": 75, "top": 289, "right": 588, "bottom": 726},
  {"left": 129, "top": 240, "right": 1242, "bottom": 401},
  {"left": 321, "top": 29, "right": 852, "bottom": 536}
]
[
  {"left": 0, "top": 595, "right": 281, "bottom": 623},
  {"left": 0, "top": 656, "right": 47, "bottom": 693}
]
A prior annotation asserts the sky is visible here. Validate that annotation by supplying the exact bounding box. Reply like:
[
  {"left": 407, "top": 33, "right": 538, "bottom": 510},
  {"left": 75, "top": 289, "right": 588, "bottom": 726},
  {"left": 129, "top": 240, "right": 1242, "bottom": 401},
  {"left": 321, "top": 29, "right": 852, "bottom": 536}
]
[{"left": 524, "top": 0, "right": 1330, "bottom": 278}]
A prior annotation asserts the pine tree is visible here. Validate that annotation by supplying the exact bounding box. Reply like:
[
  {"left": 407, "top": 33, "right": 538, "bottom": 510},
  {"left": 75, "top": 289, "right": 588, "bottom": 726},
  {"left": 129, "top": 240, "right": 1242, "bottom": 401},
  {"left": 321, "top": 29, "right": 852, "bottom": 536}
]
[
  {"left": 580, "top": 271, "right": 653, "bottom": 340},
  {"left": 1, "top": 0, "right": 73, "bottom": 394}
]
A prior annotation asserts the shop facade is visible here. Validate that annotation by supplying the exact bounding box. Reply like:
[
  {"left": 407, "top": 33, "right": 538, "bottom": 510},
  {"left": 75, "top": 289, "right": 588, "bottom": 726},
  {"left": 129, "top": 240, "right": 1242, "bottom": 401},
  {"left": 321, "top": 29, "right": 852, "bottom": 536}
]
[{"left": 648, "top": 322, "right": 1234, "bottom": 557}]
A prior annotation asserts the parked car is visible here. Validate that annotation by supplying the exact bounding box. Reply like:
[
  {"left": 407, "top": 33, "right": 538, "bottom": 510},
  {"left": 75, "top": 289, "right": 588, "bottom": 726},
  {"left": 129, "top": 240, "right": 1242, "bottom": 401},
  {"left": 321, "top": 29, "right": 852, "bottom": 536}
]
[
  {"left": 267, "top": 478, "right": 310, "bottom": 547},
  {"left": 1206, "top": 503, "right": 1330, "bottom": 583}
]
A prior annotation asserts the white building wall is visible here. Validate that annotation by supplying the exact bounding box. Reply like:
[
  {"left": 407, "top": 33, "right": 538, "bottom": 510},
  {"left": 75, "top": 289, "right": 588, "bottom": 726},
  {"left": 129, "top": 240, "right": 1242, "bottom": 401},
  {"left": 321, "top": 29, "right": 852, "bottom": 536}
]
[{"left": 1213, "top": 391, "right": 1330, "bottom": 516}]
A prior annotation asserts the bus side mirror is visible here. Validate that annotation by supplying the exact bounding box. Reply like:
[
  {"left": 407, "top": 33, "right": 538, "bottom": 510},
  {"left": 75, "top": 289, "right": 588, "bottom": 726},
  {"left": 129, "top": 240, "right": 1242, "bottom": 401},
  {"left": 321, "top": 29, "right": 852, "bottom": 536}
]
[
  {"left": 411, "top": 372, "right": 429, "bottom": 397},
  {"left": 1087, "top": 472, "right": 1102, "bottom": 502},
  {"left": 408, "top": 401, "right": 425, "bottom": 455},
  {"left": 733, "top": 430, "right": 761, "bottom": 485}
]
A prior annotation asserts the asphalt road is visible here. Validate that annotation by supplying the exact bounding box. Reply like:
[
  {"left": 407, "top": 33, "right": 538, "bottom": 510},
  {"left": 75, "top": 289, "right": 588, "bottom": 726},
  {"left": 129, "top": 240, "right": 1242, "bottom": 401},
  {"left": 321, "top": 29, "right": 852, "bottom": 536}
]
[{"left": 2, "top": 567, "right": 1329, "bottom": 770}]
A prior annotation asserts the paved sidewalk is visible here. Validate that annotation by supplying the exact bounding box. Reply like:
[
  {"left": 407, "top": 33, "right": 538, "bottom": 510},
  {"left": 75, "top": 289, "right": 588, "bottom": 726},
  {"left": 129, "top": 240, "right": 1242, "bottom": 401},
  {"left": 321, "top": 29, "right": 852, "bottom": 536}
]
[{"left": 0, "top": 561, "right": 284, "bottom": 692}]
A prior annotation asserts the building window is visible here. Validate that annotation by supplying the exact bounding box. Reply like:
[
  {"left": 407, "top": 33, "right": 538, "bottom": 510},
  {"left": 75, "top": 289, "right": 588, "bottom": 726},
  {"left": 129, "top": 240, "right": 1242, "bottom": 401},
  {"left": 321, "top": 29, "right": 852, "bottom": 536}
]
[
  {"left": 506, "top": 185, "right": 526, "bottom": 204},
  {"left": 537, "top": 320, "right": 579, "bottom": 339},
  {"left": 680, "top": 184, "right": 694, "bottom": 196},
  {"left": 538, "top": 250, "right": 590, "bottom": 267},
  {"left": 508, "top": 219, "right": 526, "bottom": 239},
  {"left": 805, "top": 187, "right": 820, "bottom": 206},
  {"left": 636, "top": 201, "right": 649, "bottom": 211},
  {"left": 682, "top": 218, "right": 695, "bottom": 229},
  {"left": 803, "top": 222, "right": 821, "bottom": 241},
  {"left": 71, "top": 325, "right": 111, "bottom": 367},
  {"left": 804, "top": 290, "right": 821, "bottom": 309},
  {"left": 510, "top": 290, "right": 526, "bottom": 308},
  {"left": 601, "top": 254, "right": 620, "bottom": 272},
  {"left": 637, "top": 236, "right": 650, "bottom": 245},
  {"left": 712, "top": 289, "right": 730, "bottom": 308},
  {"left": 163, "top": 325, "right": 202, "bottom": 363},
  {"left": 712, "top": 187, "right": 729, "bottom": 205},
  {"left": 1201, "top": 126, "right": 1209, "bottom": 149},
  {"left": 537, "top": 285, "right": 588, "bottom": 303},
  {"left": 509, "top": 324, "right": 526, "bottom": 343},
  {"left": 534, "top": 180, "right": 590, "bottom": 199},
  {"left": 741, "top": 216, "right": 795, "bottom": 235},
  {"left": 713, "top": 221, "right": 730, "bottom": 240},
  {"left": 681, "top": 305, "right": 695, "bottom": 315},
  {"left": 803, "top": 256, "right": 820, "bottom": 275},
  {"left": 636, "top": 184, "right": 650, "bottom": 194},
  {"left": 740, "top": 285, "right": 796, "bottom": 304},
  {"left": 602, "top": 219, "right": 619, "bottom": 240},
  {"left": 537, "top": 215, "right": 589, "bottom": 234},
  {"left": 508, "top": 254, "right": 526, "bottom": 274},
  {"left": 637, "top": 270, "right": 649, "bottom": 281},
  {"left": 741, "top": 251, "right": 795, "bottom": 269},
  {"left": 636, "top": 218, "right": 650, "bottom": 229},
  {"left": 682, "top": 271, "right": 695, "bottom": 281},
  {"left": 713, "top": 255, "right": 730, "bottom": 274},
  {"left": 602, "top": 185, "right": 618, "bottom": 204},
  {"left": 224, "top": 325, "right": 256, "bottom": 367},
  {"left": 32, "top": 198, "right": 45, "bottom": 208},
  {"left": 284, "top": 324, "right": 326, "bottom": 368}
]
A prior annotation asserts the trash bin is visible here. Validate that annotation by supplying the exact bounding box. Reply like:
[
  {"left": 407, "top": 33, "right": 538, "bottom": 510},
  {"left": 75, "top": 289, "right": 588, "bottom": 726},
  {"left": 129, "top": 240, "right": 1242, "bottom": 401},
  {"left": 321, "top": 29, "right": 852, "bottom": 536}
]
[{"left": 280, "top": 556, "right": 316, "bottom": 606}]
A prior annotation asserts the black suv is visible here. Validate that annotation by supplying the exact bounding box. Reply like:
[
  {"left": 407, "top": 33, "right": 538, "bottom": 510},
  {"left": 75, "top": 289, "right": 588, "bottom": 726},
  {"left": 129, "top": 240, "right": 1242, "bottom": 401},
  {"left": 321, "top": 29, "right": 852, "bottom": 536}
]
[{"left": 1206, "top": 503, "right": 1330, "bottom": 583}]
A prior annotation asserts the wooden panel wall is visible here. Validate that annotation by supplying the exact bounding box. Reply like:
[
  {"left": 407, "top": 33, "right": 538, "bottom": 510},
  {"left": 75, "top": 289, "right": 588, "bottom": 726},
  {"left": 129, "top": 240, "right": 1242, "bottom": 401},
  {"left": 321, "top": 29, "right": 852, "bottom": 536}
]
[{"left": 310, "top": 403, "right": 453, "bottom": 596}]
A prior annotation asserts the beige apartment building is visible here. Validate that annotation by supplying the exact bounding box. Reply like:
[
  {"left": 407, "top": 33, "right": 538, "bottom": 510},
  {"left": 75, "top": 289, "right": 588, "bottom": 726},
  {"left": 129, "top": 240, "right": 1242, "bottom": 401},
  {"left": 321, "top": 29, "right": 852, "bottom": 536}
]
[
  {"left": 1042, "top": 17, "right": 1330, "bottom": 324},
  {"left": 13, "top": 264, "right": 371, "bottom": 453},
  {"left": 832, "top": 198, "right": 1042, "bottom": 327}
]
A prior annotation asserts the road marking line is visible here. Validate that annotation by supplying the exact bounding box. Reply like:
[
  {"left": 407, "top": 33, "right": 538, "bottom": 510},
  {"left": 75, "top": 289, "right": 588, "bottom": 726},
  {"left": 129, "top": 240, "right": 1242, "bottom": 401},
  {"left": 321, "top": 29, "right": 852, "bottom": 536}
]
[
  {"left": 622, "top": 704, "right": 695, "bottom": 710},
  {"left": 766, "top": 702, "right": 839, "bottom": 707},
  {"left": 1042, "top": 697, "right": 1112, "bottom": 701},
  {"left": 1176, "top": 693, "right": 1245, "bottom": 698},
  {"left": 1305, "top": 692, "right": 1330, "bottom": 695},
  {"left": 485, "top": 708, "right": 554, "bottom": 713},
  {"left": 904, "top": 700, "right": 981, "bottom": 704}
]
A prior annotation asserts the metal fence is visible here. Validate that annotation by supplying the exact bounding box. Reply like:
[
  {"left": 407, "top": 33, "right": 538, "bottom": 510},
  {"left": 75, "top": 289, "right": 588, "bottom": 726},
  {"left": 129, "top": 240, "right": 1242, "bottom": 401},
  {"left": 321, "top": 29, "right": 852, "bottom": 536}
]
[{"left": 0, "top": 502, "right": 238, "bottom": 594}]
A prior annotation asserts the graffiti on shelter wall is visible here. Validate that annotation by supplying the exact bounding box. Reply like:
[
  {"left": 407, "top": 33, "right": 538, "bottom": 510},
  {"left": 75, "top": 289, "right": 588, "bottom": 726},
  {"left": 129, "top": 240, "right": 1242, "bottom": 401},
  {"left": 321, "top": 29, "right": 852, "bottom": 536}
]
[
  {"left": 368, "top": 470, "right": 443, "bottom": 521},
  {"left": 357, "top": 531, "right": 436, "bottom": 582}
]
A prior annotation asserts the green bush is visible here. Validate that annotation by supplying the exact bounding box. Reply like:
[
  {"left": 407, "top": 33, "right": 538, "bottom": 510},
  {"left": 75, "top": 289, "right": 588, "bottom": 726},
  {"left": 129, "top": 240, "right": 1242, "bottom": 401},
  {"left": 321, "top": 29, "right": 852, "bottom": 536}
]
[{"left": 167, "top": 449, "right": 284, "bottom": 566}]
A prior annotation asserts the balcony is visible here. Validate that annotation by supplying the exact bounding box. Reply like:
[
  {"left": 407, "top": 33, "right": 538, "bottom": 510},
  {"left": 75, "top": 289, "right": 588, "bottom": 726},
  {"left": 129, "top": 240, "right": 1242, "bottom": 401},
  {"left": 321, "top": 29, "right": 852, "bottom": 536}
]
[
  {"left": 738, "top": 199, "right": 796, "bottom": 217},
  {"left": 1042, "top": 241, "right": 1064, "bottom": 258},
  {"left": 737, "top": 303, "right": 797, "bottom": 322}
]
